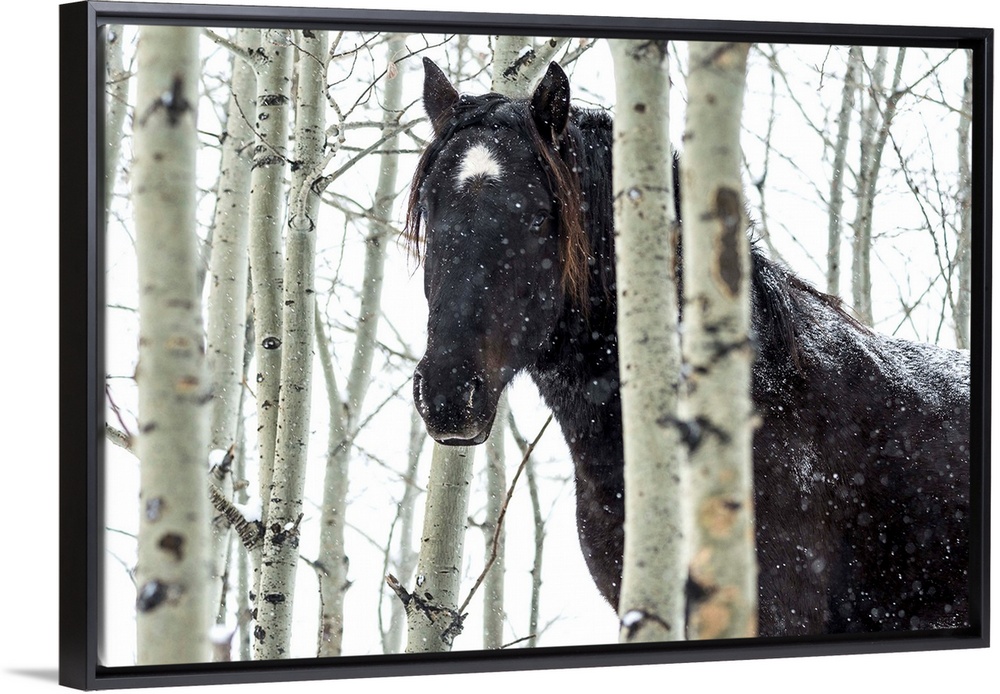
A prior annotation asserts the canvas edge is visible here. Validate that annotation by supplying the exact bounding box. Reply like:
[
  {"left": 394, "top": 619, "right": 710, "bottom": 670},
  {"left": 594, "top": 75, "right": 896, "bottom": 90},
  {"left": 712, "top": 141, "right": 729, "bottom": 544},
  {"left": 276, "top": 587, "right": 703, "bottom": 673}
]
[{"left": 60, "top": 0, "right": 101, "bottom": 690}]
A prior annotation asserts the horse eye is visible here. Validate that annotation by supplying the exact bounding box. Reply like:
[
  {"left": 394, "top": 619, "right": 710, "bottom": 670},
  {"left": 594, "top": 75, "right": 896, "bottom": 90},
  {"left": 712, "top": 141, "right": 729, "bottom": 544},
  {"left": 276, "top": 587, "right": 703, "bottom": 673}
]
[{"left": 530, "top": 211, "right": 548, "bottom": 229}]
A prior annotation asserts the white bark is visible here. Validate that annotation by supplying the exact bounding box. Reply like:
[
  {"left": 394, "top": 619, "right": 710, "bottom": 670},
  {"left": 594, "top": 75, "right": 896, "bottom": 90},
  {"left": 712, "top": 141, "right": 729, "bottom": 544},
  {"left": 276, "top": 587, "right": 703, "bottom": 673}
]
[
  {"left": 852, "top": 47, "right": 904, "bottom": 326},
  {"left": 103, "top": 24, "right": 129, "bottom": 218},
  {"left": 383, "top": 409, "right": 426, "bottom": 654},
  {"left": 955, "top": 50, "right": 973, "bottom": 349},
  {"left": 253, "top": 28, "right": 327, "bottom": 660},
  {"left": 826, "top": 46, "right": 861, "bottom": 297},
  {"left": 233, "top": 399, "right": 254, "bottom": 661},
  {"left": 313, "top": 308, "right": 351, "bottom": 656},
  {"left": 344, "top": 36, "right": 405, "bottom": 414},
  {"left": 206, "top": 27, "right": 256, "bottom": 631},
  {"left": 482, "top": 393, "right": 509, "bottom": 649},
  {"left": 315, "top": 33, "right": 406, "bottom": 657},
  {"left": 132, "top": 25, "right": 210, "bottom": 665},
  {"left": 247, "top": 28, "right": 293, "bottom": 532},
  {"left": 680, "top": 41, "right": 757, "bottom": 640},
  {"left": 401, "top": 444, "right": 474, "bottom": 652},
  {"left": 851, "top": 47, "right": 886, "bottom": 325},
  {"left": 610, "top": 38, "right": 685, "bottom": 644},
  {"left": 507, "top": 411, "right": 545, "bottom": 648},
  {"left": 491, "top": 35, "right": 568, "bottom": 96}
]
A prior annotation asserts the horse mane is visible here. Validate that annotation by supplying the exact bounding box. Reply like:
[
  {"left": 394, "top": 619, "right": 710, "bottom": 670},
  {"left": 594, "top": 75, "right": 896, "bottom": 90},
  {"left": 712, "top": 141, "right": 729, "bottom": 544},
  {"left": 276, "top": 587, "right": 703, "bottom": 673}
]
[
  {"left": 404, "top": 92, "right": 594, "bottom": 309},
  {"left": 569, "top": 108, "right": 617, "bottom": 309},
  {"left": 750, "top": 244, "right": 869, "bottom": 375}
]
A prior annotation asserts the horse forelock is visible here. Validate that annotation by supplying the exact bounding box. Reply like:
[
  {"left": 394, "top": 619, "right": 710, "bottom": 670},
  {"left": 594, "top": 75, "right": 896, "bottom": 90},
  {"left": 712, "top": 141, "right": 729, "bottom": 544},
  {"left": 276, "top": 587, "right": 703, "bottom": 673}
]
[
  {"left": 404, "top": 93, "right": 513, "bottom": 262},
  {"left": 404, "top": 93, "right": 593, "bottom": 310}
]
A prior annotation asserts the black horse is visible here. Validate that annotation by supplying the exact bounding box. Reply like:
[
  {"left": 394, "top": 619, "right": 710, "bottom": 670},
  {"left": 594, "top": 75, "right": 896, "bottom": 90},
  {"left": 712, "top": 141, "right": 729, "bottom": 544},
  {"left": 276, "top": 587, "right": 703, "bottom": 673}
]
[{"left": 405, "top": 58, "right": 970, "bottom": 636}]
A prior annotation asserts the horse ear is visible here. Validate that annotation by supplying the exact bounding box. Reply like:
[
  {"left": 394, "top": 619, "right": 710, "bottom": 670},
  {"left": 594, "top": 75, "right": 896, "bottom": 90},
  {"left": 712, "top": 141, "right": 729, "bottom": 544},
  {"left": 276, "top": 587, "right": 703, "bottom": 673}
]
[
  {"left": 530, "top": 62, "right": 571, "bottom": 142},
  {"left": 422, "top": 57, "right": 459, "bottom": 136}
]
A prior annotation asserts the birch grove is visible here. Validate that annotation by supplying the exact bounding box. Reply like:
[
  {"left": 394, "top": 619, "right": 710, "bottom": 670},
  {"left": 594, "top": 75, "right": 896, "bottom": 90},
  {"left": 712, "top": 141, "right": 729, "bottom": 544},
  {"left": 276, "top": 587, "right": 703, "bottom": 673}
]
[{"left": 100, "top": 28, "right": 972, "bottom": 664}]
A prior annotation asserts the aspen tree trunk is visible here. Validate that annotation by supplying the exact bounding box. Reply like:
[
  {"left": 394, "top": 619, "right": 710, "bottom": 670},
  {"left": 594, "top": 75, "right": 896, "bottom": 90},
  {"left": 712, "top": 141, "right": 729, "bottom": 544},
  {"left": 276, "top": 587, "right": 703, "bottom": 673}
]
[
  {"left": 852, "top": 47, "right": 905, "bottom": 326},
  {"left": 315, "top": 32, "right": 406, "bottom": 658},
  {"left": 383, "top": 410, "right": 426, "bottom": 654},
  {"left": 234, "top": 412, "right": 253, "bottom": 661},
  {"left": 132, "top": 25, "right": 210, "bottom": 665},
  {"left": 492, "top": 35, "right": 568, "bottom": 95},
  {"left": 492, "top": 35, "right": 532, "bottom": 94},
  {"left": 507, "top": 412, "right": 544, "bottom": 648},
  {"left": 253, "top": 28, "right": 327, "bottom": 660},
  {"left": 206, "top": 28, "right": 257, "bottom": 631},
  {"left": 313, "top": 310, "right": 350, "bottom": 656},
  {"left": 851, "top": 47, "right": 887, "bottom": 325},
  {"left": 103, "top": 24, "right": 128, "bottom": 217},
  {"left": 525, "top": 446, "right": 543, "bottom": 648},
  {"left": 236, "top": 292, "right": 257, "bottom": 661},
  {"left": 401, "top": 444, "right": 474, "bottom": 652},
  {"left": 680, "top": 41, "right": 757, "bottom": 641},
  {"left": 342, "top": 37, "right": 402, "bottom": 413},
  {"left": 954, "top": 50, "right": 973, "bottom": 349},
  {"left": 248, "top": 29, "right": 292, "bottom": 538},
  {"left": 482, "top": 393, "right": 509, "bottom": 649},
  {"left": 826, "top": 46, "right": 861, "bottom": 297},
  {"left": 609, "top": 38, "right": 685, "bottom": 644}
]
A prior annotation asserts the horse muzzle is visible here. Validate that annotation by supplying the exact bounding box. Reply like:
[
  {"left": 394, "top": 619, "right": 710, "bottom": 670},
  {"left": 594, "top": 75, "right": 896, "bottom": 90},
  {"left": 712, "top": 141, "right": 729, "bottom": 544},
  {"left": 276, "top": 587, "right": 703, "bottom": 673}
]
[{"left": 412, "top": 366, "right": 497, "bottom": 445}]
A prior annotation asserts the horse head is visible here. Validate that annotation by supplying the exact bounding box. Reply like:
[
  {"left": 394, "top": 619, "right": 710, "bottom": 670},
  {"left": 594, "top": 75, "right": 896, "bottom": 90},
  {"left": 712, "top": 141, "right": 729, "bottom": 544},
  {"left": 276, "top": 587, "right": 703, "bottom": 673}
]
[{"left": 406, "top": 59, "right": 586, "bottom": 445}]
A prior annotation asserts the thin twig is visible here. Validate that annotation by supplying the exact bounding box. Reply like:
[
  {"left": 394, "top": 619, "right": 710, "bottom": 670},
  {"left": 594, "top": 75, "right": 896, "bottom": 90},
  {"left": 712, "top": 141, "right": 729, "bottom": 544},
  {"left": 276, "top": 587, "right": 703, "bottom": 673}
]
[
  {"left": 501, "top": 634, "right": 536, "bottom": 649},
  {"left": 105, "top": 424, "right": 134, "bottom": 453},
  {"left": 326, "top": 377, "right": 413, "bottom": 456},
  {"left": 105, "top": 384, "right": 134, "bottom": 444},
  {"left": 209, "top": 484, "right": 264, "bottom": 551}
]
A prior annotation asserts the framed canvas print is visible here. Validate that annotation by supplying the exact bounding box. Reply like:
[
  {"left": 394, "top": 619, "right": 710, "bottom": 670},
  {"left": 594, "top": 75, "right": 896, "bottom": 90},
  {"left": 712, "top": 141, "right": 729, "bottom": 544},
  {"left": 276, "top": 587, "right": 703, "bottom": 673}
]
[{"left": 59, "top": 0, "right": 991, "bottom": 689}]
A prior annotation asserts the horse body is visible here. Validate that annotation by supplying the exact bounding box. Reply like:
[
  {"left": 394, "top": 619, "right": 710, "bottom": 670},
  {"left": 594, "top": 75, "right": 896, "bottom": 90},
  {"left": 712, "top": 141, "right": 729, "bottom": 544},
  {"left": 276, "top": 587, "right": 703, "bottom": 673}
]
[{"left": 408, "top": 59, "right": 970, "bottom": 636}]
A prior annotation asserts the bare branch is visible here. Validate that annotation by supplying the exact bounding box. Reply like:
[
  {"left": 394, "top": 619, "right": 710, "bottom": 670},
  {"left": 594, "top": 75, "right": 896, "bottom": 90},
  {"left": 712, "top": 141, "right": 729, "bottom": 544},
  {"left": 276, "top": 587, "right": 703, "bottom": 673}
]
[{"left": 209, "top": 484, "right": 264, "bottom": 551}]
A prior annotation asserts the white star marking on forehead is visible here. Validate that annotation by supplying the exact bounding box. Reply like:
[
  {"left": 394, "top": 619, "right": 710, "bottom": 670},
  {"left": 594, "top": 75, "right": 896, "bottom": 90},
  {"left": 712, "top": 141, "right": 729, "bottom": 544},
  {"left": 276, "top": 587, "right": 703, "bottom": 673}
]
[{"left": 455, "top": 142, "right": 502, "bottom": 185}]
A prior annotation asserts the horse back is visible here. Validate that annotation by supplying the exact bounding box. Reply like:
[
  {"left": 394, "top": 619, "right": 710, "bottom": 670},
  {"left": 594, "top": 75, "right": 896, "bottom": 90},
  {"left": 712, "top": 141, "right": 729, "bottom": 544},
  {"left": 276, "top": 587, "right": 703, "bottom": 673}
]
[{"left": 751, "top": 272, "right": 970, "bottom": 634}]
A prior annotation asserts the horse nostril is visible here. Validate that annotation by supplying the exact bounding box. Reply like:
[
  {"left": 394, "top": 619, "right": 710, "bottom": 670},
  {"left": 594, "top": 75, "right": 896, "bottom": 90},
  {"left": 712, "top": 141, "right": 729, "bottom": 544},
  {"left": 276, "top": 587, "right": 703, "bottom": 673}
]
[
  {"left": 413, "top": 370, "right": 426, "bottom": 409},
  {"left": 465, "top": 376, "right": 484, "bottom": 410}
]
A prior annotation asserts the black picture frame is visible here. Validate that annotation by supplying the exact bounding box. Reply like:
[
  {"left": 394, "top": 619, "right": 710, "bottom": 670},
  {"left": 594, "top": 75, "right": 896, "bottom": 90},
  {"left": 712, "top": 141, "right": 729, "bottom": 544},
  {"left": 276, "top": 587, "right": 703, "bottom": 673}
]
[{"left": 59, "top": 1, "right": 992, "bottom": 690}]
